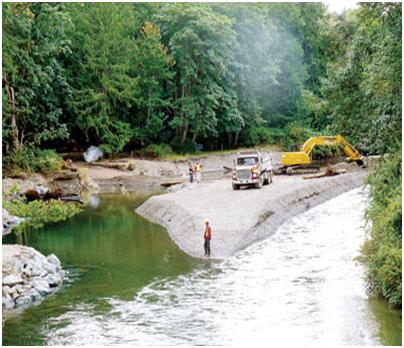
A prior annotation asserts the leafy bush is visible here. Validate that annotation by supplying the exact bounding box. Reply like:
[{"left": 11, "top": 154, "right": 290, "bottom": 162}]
[
  {"left": 142, "top": 143, "right": 173, "bottom": 158},
  {"left": 33, "top": 149, "right": 63, "bottom": 173},
  {"left": 363, "top": 149, "right": 402, "bottom": 307},
  {"left": 4, "top": 147, "right": 63, "bottom": 174},
  {"left": 170, "top": 136, "right": 196, "bottom": 154},
  {"left": 248, "top": 126, "right": 273, "bottom": 146},
  {"left": 268, "top": 128, "right": 284, "bottom": 145},
  {"left": 282, "top": 121, "right": 313, "bottom": 151},
  {"left": 4, "top": 199, "right": 82, "bottom": 231}
]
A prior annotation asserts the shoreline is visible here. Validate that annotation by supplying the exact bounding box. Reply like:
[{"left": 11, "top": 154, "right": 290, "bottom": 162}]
[{"left": 136, "top": 171, "right": 369, "bottom": 259}]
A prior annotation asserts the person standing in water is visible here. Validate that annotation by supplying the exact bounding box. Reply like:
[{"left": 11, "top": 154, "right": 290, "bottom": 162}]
[{"left": 203, "top": 220, "right": 212, "bottom": 256}]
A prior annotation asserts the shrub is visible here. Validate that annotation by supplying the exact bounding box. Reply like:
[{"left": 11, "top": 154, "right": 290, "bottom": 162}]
[
  {"left": 33, "top": 149, "right": 63, "bottom": 173},
  {"left": 170, "top": 136, "right": 196, "bottom": 154},
  {"left": 4, "top": 199, "right": 82, "bottom": 231},
  {"left": 246, "top": 126, "right": 272, "bottom": 146},
  {"left": 282, "top": 121, "right": 313, "bottom": 150},
  {"left": 4, "top": 147, "right": 63, "bottom": 174},
  {"left": 143, "top": 143, "right": 173, "bottom": 158},
  {"left": 363, "top": 149, "right": 402, "bottom": 307}
]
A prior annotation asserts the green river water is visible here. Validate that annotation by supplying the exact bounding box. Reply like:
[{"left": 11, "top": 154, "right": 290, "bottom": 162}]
[{"left": 2, "top": 191, "right": 402, "bottom": 345}]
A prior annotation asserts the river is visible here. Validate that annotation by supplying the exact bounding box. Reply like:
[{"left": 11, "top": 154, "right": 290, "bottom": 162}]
[{"left": 2, "top": 188, "right": 402, "bottom": 345}]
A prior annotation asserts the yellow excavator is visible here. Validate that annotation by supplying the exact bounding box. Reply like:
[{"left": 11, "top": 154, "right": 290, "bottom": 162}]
[{"left": 280, "top": 135, "right": 363, "bottom": 174}]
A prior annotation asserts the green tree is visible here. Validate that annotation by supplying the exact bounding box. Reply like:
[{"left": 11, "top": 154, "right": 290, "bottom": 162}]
[
  {"left": 322, "top": 3, "right": 402, "bottom": 153},
  {"left": 66, "top": 3, "right": 138, "bottom": 154},
  {"left": 2, "top": 3, "right": 72, "bottom": 154},
  {"left": 155, "top": 4, "right": 240, "bottom": 145},
  {"left": 130, "top": 22, "right": 175, "bottom": 145}
]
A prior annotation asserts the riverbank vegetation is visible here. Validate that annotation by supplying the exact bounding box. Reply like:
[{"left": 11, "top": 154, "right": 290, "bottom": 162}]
[
  {"left": 4, "top": 198, "right": 82, "bottom": 232},
  {"left": 364, "top": 150, "right": 402, "bottom": 307},
  {"left": 2, "top": 3, "right": 401, "bottom": 305}
]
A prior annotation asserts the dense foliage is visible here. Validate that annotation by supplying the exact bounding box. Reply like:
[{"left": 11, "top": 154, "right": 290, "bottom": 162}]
[
  {"left": 2, "top": 2, "right": 335, "bottom": 155},
  {"left": 4, "top": 198, "right": 82, "bottom": 231},
  {"left": 364, "top": 150, "right": 402, "bottom": 307}
]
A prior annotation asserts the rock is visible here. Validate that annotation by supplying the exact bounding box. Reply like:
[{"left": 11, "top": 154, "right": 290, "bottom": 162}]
[
  {"left": 45, "top": 274, "right": 62, "bottom": 287},
  {"left": 15, "top": 295, "right": 32, "bottom": 308},
  {"left": 2, "top": 285, "right": 11, "bottom": 294},
  {"left": 3, "top": 274, "right": 23, "bottom": 286},
  {"left": 31, "top": 261, "right": 44, "bottom": 277},
  {"left": 58, "top": 270, "right": 66, "bottom": 278},
  {"left": 14, "top": 284, "right": 23, "bottom": 294},
  {"left": 46, "top": 254, "right": 61, "bottom": 268},
  {"left": 83, "top": 146, "right": 103, "bottom": 163},
  {"left": 12, "top": 259, "right": 24, "bottom": 272},
  {"left": 2, "top": 208, "right": 11, "bottom": 225},
  {"left": 2, "top": 296, "right": 15, "bottom": 310},
  {"left": 43, "top": 262, "right": 57, "bottom": 275},
  {"left": 27, "top": 289, "right": 41, "bottom": 302},
  {"left": 8, "top": 215, "right": 25, "bottom": 226},
  {"left": 36, "top": 185, "right": 49, "bottom": 195},
  {"left": 33, "top": 282, "right": 52, "bottom": 296}
]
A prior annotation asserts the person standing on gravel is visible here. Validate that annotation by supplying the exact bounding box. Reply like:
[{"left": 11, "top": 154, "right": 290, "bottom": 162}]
[
  {"left": 188, "top": 162, "right": 194, "bottom": 183},
  {"left": 203, "top": 220, "right": 212, "bottom": 256},
  {"left": 195, "top": 161, "right": 202, "bottom": 183}
]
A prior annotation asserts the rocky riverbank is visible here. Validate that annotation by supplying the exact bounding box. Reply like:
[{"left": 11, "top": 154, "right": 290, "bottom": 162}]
[
  {"left": 136, "top": 169, "right": 371, "bottom": 259},
  {"left": 2, "top": 245, "right": 66, "bottom": 312}
]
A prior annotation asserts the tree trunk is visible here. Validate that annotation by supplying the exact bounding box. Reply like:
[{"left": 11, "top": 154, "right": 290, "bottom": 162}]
[
  {"left": 6, "top": 84, "right": 19, "bottom": 152},
  {"left": 234, "top": 131, "right": 239, "bottom": 147},
  {"left": 180, "top": 124, "right": 188, "bottom": 144}
]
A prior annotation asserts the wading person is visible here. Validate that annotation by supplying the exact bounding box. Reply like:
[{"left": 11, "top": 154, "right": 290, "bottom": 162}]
[
  {"left": 203, "top": 219, "right": 212, "bottom": 256},
  {"left": 188, "top": 162, "right": 194, "bottom": 183},
  {"left": 195, "top": 161, "right": 202, "bottom": 183}
]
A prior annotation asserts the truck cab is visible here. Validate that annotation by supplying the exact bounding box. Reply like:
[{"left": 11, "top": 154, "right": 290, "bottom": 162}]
[{"left": 232, "top": 151, "right": 272, "bottom": 190}]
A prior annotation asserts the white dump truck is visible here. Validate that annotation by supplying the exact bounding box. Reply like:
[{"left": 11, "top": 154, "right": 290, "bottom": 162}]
[{"left": 232, "top": 150, "right": 273, "bottom": 190}]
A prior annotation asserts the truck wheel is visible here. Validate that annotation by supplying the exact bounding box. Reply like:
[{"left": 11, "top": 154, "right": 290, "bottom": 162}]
[
  {"left": 254, "top": 179, "right": 263, "bottom": 189},
  {"left": 263, "top": 171, "right": 269, "bottom": 185},
  {"left": 232, "top": 183, "right": 240, "bottom": 190}
]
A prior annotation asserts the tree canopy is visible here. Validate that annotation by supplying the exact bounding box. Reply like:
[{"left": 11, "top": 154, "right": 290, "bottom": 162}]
[{"left": 2, "top": 2, "right": 401, "bottom": 154}]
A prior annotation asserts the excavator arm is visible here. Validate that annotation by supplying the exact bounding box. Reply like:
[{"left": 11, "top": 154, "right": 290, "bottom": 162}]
[{"left": 281, "top": 135, "right": 362, "bottom": 166}]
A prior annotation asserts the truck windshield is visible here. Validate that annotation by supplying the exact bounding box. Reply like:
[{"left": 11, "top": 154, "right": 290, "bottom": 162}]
[{"left": 237, "top": 157, "right": 258, "bottom": 165}]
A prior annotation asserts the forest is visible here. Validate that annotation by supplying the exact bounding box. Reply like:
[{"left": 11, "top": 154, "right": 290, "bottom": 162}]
[{"left": 2, "top": 3, "right": 402, "bottom": 306}]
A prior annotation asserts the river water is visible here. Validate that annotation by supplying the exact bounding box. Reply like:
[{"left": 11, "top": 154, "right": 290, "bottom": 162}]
[{"left": 2, "top": 188, "right": 402, "bottom": 345}]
